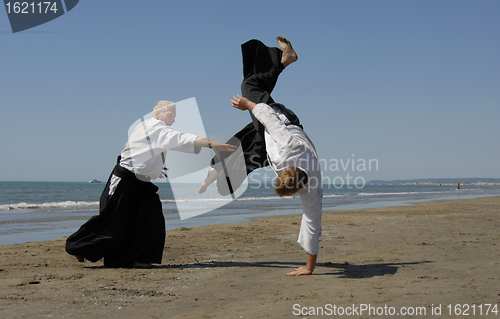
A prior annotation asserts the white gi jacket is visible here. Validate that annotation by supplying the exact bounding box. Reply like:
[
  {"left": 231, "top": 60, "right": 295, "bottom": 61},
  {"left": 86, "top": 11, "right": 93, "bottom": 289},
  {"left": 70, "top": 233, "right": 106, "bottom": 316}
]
[
  {"left": 120, "top": 118, "right": 200, "bottom": 181},
  {"left": 252, "top": 103, "right": 323, "bottom": 255}
]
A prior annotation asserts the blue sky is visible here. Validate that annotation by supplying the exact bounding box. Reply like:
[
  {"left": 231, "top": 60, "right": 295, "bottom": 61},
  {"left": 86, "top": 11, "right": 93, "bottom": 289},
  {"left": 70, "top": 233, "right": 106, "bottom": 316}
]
[{"left": 1, "top": 0, "right": 499, "bottom": 182}]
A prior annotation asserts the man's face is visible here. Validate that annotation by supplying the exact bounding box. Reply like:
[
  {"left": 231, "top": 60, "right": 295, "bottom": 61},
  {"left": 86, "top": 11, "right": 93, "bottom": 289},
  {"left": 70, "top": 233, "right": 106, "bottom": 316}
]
[{"left": 157, "top": 106, "right": 176, "bottom": 126}]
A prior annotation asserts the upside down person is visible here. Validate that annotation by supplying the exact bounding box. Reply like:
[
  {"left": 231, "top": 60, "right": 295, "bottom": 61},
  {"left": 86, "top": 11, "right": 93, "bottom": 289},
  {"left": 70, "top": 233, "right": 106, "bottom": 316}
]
[{"left": 200, "top": 37, "right": 323, "bottom": 276}]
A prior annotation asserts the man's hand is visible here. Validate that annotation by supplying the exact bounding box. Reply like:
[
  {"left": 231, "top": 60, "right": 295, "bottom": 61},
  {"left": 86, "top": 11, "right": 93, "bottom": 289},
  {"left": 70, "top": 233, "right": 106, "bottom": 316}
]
[
  {"left": 287, "top": 266, "right": 313, "bottom": 276},
  {"left": 231, "top": 94, "right": 257, "bottom": 112},
  {"left": 194, "top": 138, "right": 237, "bottom": 160},
  {"left": 212, "top": 142, "right": 237, "bottom": 160}
]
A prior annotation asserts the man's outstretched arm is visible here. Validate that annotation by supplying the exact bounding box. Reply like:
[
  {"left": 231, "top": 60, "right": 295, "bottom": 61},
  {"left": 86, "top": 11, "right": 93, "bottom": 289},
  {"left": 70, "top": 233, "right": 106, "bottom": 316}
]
[
  {"left": 194, "top": 137, "right": 237, "bottom": 160},
  {"left": 232, "top": 95, "right": 294, "bottom": 148},
  {"left": 231, "top": 94, "right": 256, "bottom": 111}
]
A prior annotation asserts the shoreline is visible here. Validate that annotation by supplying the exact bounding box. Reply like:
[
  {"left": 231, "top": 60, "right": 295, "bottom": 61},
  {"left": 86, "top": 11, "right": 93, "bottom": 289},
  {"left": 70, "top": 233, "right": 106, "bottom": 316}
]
[
  {"left": 1, "top": 196, "right": 499, "bottom": 318},
  {"left": 1, "top": 192, "right": 498, "bottom": 247},
  {"left": 0, "top": 194, "right": 498, "bottom": 247}
]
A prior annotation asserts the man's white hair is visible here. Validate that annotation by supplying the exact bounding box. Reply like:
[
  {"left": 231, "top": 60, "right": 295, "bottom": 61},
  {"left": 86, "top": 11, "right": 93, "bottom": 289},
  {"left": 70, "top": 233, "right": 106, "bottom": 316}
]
[{"left": 154, "top": 100, "right": 175, "bottom": 114}]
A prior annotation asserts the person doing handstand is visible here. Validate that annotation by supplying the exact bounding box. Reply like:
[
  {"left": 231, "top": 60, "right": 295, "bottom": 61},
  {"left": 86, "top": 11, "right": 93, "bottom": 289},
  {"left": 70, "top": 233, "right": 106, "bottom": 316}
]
[{"left": 201, "top": 36, "right": 323, "bottom": 276}]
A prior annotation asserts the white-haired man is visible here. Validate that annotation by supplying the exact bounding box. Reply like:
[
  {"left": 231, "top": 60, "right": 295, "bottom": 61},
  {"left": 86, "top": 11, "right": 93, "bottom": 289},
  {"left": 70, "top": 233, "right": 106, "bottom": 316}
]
[{"left": 66, "top": 101, "right": 236, "bottom": 268}]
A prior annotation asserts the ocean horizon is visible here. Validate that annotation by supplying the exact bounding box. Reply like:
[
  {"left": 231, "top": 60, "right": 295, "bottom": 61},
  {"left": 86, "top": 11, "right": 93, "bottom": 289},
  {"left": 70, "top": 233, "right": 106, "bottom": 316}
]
[{"left": 1, "top": 180, "right": 499, "bottom": 246}]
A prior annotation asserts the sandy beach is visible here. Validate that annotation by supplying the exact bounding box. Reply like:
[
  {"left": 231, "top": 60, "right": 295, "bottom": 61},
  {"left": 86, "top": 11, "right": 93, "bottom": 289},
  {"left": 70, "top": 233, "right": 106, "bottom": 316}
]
[{"left": 1, "top": 196, "right": 499, "bottom": 318}]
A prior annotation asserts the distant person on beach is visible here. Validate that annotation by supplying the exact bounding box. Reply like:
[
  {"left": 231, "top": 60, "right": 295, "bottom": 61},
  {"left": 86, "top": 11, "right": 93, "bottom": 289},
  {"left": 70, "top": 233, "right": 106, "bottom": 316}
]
[
  {"left": 65, "top": 101, "right": 236, "bottom": 268},
  {"left": 200, "top": 37, "right": 323, "bottom": 276}
]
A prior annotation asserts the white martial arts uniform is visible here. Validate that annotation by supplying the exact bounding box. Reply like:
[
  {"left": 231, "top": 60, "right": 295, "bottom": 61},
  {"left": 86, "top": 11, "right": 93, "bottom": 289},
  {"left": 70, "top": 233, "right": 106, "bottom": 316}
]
[
  {"left": 112, "top": 118, "right": 200, "bottom": 192},
  {"left": 66, "top": 117, "right": 201, "bottom": 266},
  {"left": 252, "top": 103, "right": 323, "bottom": 255}
]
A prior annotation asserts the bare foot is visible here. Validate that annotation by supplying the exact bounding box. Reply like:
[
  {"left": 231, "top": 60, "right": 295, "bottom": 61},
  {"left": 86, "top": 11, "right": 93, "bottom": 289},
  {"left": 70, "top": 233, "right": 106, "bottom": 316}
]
[
  {"left": 199, "top": 168, "right": 218, "bottom": 193},
  {"left": 277, "top": 36, "right": 298, "bottom": 67},
  {"left": 286, "top": 266, "right": 313, "bottom": 276}
]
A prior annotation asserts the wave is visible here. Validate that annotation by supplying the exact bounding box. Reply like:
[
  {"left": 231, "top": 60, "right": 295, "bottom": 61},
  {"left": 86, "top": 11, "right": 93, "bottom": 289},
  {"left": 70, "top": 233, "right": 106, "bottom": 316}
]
[
  {"left": 0, "top": 201, "right": 99, "bottom": 211},
  {"left": 356, "top": 191, "right": 439, "bottom": 196},
  {"left": 321, "top": 191, "right": 446, "bottom": 199},
  {"left": 0, "top": 187, "right": 487, "bottom": 211},
  {"left": 0, "top": 196, "right": 291, "bottom": 211},
  {"left": 161, "top": 195, "right": 287, "bottom": 203},
  {"left": 355, "top": 188, "right": 480, "bottom": 197}
]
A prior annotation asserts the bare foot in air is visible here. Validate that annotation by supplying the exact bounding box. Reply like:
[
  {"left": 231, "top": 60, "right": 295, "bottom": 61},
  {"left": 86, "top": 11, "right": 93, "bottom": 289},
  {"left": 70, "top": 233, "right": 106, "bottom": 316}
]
[
  {"left": 277, "top": 36, "right": 298, "bottom": 67},
  {"left": 199, "top": 167, "right": 217, "bottom": 194}
]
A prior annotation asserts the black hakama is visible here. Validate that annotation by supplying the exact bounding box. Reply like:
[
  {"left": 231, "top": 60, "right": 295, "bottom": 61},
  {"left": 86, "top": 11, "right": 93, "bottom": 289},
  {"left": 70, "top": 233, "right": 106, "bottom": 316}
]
[
  {"left": 65, "top": 159, "right": 165, "bottom": 267},
  {"left": 211, "top": 39, "right": 302, "bottom": 195}
]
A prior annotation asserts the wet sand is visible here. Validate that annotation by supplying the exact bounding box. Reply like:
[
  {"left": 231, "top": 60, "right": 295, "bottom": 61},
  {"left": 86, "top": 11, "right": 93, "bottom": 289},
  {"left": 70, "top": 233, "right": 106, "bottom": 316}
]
[{"left": 1, "top": 196, "right": 499, "bottom": 318}]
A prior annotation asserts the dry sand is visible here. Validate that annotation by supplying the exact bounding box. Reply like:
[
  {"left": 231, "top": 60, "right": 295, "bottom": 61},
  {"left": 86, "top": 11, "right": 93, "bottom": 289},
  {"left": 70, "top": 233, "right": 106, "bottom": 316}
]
[{"left": 1, "top": 196, "right": 499, "bottom": 318}]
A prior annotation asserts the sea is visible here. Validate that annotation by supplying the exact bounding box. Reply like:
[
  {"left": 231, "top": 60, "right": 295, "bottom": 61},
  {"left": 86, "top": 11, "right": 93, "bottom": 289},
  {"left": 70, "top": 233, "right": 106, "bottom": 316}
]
[{"left": 1, "top": 181, "right": 499, "bottom": 246}]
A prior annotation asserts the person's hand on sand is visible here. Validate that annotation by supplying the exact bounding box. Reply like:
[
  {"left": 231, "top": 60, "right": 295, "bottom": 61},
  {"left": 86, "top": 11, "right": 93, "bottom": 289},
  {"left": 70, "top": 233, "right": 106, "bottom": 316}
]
[
  {"left": 287, "top": 266, "right": 313, "bottom": 276},
  {"left": 231, "top": 94, "right": 256, "bottom": 112}
]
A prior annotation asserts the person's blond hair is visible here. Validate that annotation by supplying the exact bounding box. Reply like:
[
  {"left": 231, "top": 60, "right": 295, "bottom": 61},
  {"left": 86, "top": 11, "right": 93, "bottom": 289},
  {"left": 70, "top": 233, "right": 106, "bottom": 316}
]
[
  {"left": 275, "top": 167, "right": 308, "bottom": 197},
  {"left": 153, "top": 100, "right": 175, "bottom": 114}
]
